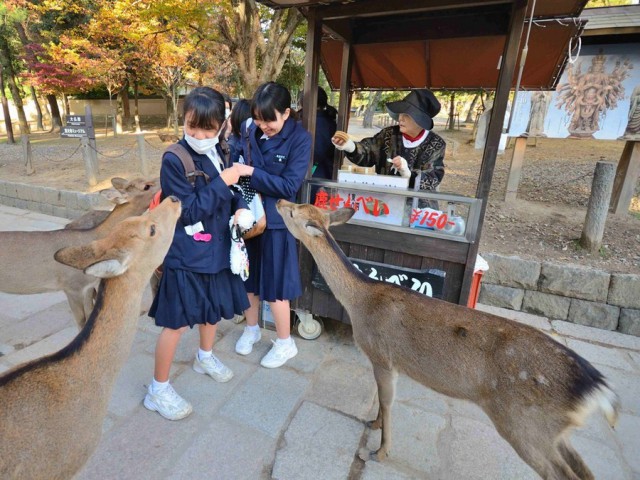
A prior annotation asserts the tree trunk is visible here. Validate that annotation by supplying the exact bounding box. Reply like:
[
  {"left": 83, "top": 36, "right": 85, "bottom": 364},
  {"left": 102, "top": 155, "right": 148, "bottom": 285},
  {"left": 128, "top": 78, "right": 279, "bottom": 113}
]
[
  {"left": 447, "top": 92, "right": 455, "bottom": 130},
  {"left": 363, "top": 91, "right": 381, "bottom": 128},
  {"left": 120, "top": 79, "right": 131, "bottom": 131},
  {"left": 46, "top": 94, "right": 63, "bottom": 131},
  {"left": 133, "top": 79, "right": 141, "bottom": 132},
  {"left": 579, "top": 161, "right": 616, "bottom": 253},
  {"left": 172, "top": 82, "right": 179, "bottom": 136},
  {"left": 165, "top": 96, "right": 172, "bottom": 130},
  {"left": 465, "top": 93, "right": 479, "bottom": 123},
  {"left": 30, "top": 86, "right": 44, "bottom": 131},
  {"left": 0, "top": 64, "right": 15, "bottom": 144},
  {"left": 0, "top": 35, "right": 30, "bottom": 134}
]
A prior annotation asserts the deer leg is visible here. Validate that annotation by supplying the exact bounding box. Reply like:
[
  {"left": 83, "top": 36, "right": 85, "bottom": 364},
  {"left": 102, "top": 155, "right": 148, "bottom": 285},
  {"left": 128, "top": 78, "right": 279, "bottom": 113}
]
[
  {"left": 368, "top": 365, "right": 397, "bottom": 462},
  {"left": 557, "top": 439, "right": 594, "bottom": 480},
  {"left": 64, "top": 289, "right": 88, "bottom": 329}
]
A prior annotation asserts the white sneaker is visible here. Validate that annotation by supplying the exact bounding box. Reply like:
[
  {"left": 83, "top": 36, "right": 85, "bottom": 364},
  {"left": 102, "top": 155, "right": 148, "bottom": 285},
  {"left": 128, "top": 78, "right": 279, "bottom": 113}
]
[
  {"left": 193, "top": 354, "right": 234, "bottom": 382},
  {"left": 260, "top": 339, "right": 298, "bottom": 368},
  {"left": 143, "top": 384, "right": 192, "bottom": 421},
  {"left": 235, "top": 327, "right": 261, "bottom": 355}
]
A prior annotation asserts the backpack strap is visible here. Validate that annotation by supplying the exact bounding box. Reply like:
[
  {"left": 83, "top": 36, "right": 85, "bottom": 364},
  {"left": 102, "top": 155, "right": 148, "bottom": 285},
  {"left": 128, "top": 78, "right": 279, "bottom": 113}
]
[{"left": 165, "top": 143, "right": 210, "bottom": 185}]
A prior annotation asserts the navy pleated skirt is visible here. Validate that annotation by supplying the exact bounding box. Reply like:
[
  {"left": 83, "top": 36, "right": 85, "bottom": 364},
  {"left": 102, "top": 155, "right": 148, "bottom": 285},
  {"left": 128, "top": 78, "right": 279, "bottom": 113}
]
[
  {"left": 149, "top": 267, "right": 250, "bottom": 329},
  {"left": 244, "top": 228, "right": 302, "bottom": 302}
]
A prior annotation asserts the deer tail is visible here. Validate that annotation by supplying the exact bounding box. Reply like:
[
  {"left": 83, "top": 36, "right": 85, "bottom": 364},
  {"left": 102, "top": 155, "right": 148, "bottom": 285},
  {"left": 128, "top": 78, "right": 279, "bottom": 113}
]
[{"left": 572, "top": 381, "right": 620, "bottom": 429}]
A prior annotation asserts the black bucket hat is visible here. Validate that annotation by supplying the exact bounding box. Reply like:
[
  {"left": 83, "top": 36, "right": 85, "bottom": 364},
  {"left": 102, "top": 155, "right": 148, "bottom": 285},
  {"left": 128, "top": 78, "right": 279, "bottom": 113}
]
[{"left": 386, "top": 90, "right": 441, "bottom": 130}]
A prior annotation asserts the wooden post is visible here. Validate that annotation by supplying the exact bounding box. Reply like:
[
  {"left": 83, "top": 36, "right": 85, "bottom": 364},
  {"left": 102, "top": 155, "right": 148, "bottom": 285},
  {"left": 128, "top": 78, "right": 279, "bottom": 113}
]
[
  {"left": 80, "top": 137, "right": 98, "bottom": 186},
  {"left": 137, "top": 132, "right": 149, "bottom": 177},
  {"left": 22, "top": 133, "right": 35, "bottom": 175},
  {"left": 85, "top": 105, "right": 99, "bottom": 174},
  {"left": 504, "top": 136, "right": 527, "bottom": 202},
  {"left": 610, "top": 141, "right": 640, "bottom": 216},
  {"left": 580, "top": 161, "right": 616, "bottom": 253}
]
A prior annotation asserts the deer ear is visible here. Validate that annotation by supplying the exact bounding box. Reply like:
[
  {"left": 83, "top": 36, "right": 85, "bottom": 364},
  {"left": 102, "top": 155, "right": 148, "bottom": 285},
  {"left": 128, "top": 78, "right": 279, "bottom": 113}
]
[
  {"left": 100, "top": 188, "right": 129, "bottom": 205},
  {"left": 304, "top": 221, "right": 325, "bottom": 237},
  {"left": 110, "top": 177, "right": 130, "bottom": 191},
  {"left": 84, "top": 259, "right": 128, "bottom": 278},
  {"left": 55, "top": 245, "right": 131, "bottom": 278},
  {"left": 328, "top": 208, "right": 355, "bottom": 226}
]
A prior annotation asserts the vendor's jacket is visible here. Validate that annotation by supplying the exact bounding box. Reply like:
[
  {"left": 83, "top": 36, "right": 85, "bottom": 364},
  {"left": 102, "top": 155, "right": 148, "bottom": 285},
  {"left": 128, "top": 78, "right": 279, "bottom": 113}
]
[{"left": 345, "top": 125, "right": 445, "bottom": 191}]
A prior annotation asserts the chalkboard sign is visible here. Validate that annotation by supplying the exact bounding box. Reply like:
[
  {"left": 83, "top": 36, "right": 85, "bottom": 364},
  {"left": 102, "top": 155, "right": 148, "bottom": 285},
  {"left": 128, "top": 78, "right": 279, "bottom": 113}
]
[{"left": 312, "top": 258, "right": 446, "bottom": 299}]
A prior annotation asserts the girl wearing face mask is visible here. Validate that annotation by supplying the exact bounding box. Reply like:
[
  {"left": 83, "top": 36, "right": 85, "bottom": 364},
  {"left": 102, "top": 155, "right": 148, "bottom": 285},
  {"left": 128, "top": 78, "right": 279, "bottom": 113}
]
[
  {"left": 233, "top": 82, "right": 311, "bottom": 368},
  {"left": 144, "top": 87, "right": 250, "bottom": 421}
]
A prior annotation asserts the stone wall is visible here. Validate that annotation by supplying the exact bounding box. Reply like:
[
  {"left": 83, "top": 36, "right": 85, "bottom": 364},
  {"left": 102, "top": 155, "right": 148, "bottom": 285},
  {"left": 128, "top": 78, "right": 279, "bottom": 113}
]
[
  {"left": 0, "top": 180, "right": 110, "bottom": 220},
  {"left": 478, "top": 252, "right": 640, "bottom": 337}
]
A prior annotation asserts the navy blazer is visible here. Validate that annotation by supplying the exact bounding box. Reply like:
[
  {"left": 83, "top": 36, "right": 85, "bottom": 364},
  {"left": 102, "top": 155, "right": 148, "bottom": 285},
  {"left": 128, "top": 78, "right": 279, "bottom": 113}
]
[
  {"left": 161, "top": 138, "right": 247, "bottom": 274},
  {"left": 311, "top": 109, "right": 337, "bottom": 180},
  {"left": 238, "top": 117, "right": 311, "bottom": 229}
]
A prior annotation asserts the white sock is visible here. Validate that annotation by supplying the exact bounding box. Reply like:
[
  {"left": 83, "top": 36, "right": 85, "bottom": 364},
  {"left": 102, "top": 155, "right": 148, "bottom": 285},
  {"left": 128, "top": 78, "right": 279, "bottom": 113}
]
[
  {"left": 276, "top": 336, "right": 293, "bottom": 346},
  {"left": 247, "top": 324, "right": 260, "bottom": 332},
  {"left": 198, "top": 348, "right": 213, "bottom": 361},
  {"left": 151, "top": 378, "right": 169, "bottom": 393}
]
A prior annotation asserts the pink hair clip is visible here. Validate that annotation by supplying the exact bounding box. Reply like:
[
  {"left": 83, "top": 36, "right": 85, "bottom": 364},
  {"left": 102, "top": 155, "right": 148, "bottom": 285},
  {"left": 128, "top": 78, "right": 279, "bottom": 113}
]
[{"left": 193, "top": 232, "right": 212, "bottom": 242}]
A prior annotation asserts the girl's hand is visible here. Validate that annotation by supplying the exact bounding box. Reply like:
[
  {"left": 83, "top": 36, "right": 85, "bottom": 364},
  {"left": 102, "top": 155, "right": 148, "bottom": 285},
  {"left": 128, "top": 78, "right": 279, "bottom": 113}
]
[
  {"left": 235, "top": 163, "right": 254, "bottom": 176},
  {"left": 220, "top": 164, "right": 242, "bottom": 186}
]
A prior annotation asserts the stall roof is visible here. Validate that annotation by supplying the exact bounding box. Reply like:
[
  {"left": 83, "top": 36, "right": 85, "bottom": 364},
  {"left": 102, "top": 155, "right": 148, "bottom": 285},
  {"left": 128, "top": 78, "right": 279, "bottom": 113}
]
[
  {"left": 259, "top": 0, "right": 587, "bottom": 90},
  {"left": 580, "top": 5, "right": 640, "bottom": 37}
]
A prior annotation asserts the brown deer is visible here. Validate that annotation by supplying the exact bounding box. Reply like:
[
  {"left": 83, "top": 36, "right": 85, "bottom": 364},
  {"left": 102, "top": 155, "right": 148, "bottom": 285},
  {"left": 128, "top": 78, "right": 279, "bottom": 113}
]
[
  {"left": 64, "top": 177, "right": 158, "bottom": 230},
  {"left": 0, "top": 196, "right": 181, "bottom": 480},
  {"left": 0, "top": 177, "right": 158, "bottom": 328},
  {"left": 276, "top": 200, "right": 619, "bottom": 480}
]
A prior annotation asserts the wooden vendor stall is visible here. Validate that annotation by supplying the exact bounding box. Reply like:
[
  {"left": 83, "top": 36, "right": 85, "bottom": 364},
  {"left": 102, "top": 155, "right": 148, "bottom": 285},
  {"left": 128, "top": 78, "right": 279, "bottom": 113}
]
[{"left": 259, "top": 0, "right": 588, "bottom": 339}]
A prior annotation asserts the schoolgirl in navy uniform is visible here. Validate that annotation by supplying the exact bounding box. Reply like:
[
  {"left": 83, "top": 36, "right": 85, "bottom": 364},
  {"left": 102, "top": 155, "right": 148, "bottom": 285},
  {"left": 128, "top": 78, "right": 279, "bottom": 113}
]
[
  {"left": 144, "top": 87, "right": 250, "bottom": 421},
  {"left": 233, "top": 82, "right": 311, "bottom": 368}
]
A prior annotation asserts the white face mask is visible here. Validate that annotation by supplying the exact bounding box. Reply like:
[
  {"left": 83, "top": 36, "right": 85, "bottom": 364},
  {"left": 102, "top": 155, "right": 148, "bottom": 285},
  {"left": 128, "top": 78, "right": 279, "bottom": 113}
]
[
  {"left": 225, "top": 108, "right": 231, "bottom": 119},
  {"left": 185, "top": 134, "right": 219, "bottom": 154}
]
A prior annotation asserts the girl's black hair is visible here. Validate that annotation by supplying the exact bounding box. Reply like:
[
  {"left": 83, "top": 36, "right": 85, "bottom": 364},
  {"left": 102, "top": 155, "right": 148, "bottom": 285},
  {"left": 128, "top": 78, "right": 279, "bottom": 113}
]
[
  {"left": 318, "top": 87, "right": 338, "bottom": 121},
  {"left": 230, "top": 99, "right": 252, "bottom": 137},
  {"left": 251, "top": 82, "right": 296, "bottom": 122},
  {"left": 183, "top": 87, "right": 225, "bottom": 131}
]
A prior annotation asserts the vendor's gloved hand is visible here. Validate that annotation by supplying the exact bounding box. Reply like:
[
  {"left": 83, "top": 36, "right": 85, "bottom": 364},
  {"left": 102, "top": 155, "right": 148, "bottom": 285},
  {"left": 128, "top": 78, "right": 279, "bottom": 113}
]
[
  {"left": 331, "top": 131, "right": 356, "bottom": 153},
  {"left": 389, "top": 156, "right": 411, "bottom": 178}
]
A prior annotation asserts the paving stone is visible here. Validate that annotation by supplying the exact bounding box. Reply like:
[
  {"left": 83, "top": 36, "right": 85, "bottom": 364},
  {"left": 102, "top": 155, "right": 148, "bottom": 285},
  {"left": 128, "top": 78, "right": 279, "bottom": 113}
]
[
  {"left": 572, "top": 433, "right": 631, "bottom": 480},
  {"left": 0, "top": 291, "right": 67, "bottom": 320},
  {"left": 2, "top": 326, "right": 77, "bottom": 367},
  {"left": 522, "top": 290, "right": 571, "bottom": 320},
  {"left": 477, "top": 303, "right": 552, "bottom": 331},
  {"left": 307, "top": 356, "right": 376, "bottom": 421},
  {"left": 361, "top": 460, "right": 421, "bottom": 480},
  {"left": 75, "top": 406, "right": 201, "bottom": 480},
  {"left": 166, "top": 416, "right": 275, "bottom": 480},
  {"left": 220, "top": 367, "right": 309, "bottom": 438},
  {"left": 272, "top": 401, "right": 364, "bottom": 480},
  {"left": 539, "top": 262, "right": 610, "bottom": 302},
  {"left": 596, "top": 364, "right": 640, "bottom": 416},
  {"left": 614, "top": 413, "right": 640, "bottom": 475},
  {"left": 364, "top": 403, "right": 446, "bottom": 475},
  {"left": 608, "top": 274, "right": 640, "bottom": 309},
  {"left": 568, "top": 298, "right": 619, "bottom": 330},
  {"left": 0, "top": 301, "right": 75, "bottom": 351},
  {"left": 566, "top": 338, "right": 636, "bottom": 372},
  {"left": 395, "top": 375, "right": 449, "bottom": 416},
  {"left": 106, "top": 351, "right": 156, "bottom": 418},
  {"left": 445, "top": 416, "right": 538, "bottom": 480},
  {"left": 551, "top": 320, "right": 640, "bottom": 350}
]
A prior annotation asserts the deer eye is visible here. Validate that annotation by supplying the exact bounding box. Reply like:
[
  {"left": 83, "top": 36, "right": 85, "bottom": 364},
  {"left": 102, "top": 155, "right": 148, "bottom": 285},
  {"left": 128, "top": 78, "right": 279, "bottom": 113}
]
[
  {"left": 289, "top": 210, "right": 293, "bottom": 218},
  {"left": 150, "top": 225, "right": 156, "bottom": 237},
  {"left": 144, "top": 184, "right": 151, "bottom": 191}
]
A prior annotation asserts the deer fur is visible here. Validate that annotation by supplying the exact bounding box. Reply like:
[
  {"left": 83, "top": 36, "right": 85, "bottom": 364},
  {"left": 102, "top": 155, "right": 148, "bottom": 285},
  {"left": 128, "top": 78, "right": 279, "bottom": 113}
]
[
  {"left": 0, "top": 177, "right": 159, "bottom": 328},
  {"left": 0, "top": 196, "right": 181, "bottom": 480},
  {"left": 276, "top": 200, "right": 620, "bottom": 480}
]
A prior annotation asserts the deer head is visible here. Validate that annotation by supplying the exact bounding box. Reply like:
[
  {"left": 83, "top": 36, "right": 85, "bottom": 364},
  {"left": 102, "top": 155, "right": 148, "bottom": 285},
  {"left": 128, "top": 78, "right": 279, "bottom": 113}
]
[{"left": 276, "top": 199, "right": 354, "bottom": 241}]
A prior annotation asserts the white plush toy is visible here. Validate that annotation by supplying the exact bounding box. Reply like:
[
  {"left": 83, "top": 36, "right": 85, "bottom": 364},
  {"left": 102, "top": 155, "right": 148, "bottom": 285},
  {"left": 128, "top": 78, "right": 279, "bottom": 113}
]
[{"left": 229, "top": 212, "right": 254, "bottom": 281}]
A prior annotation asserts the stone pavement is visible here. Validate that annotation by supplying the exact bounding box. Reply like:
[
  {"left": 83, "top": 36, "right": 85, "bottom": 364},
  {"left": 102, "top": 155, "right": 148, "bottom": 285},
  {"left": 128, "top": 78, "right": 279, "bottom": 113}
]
[{"left": 0, "top": 204, "right": 639, "bottom": 480}]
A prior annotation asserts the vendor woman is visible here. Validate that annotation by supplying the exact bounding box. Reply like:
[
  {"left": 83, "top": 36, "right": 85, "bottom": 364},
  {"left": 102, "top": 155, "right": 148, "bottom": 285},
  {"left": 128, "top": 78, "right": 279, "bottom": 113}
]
[{"left": 331, "top": 89, "right": 445, "bottom": 207}]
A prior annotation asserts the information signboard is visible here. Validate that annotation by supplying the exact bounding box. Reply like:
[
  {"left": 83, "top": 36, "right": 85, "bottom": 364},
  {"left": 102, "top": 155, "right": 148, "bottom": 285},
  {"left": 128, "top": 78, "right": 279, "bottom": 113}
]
[{"left": 60, "top": 126, "right": 94, "bottom": 138}]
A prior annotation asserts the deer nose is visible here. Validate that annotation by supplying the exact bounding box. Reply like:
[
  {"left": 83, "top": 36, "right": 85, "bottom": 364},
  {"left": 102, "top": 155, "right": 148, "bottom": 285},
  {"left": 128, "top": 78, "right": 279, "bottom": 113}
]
[
  {"left": 169, "top": 196, "right": 179, "bottom": 203},
  {"left": 277, "top": 200, "right": 283, "bottom": 206}
]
